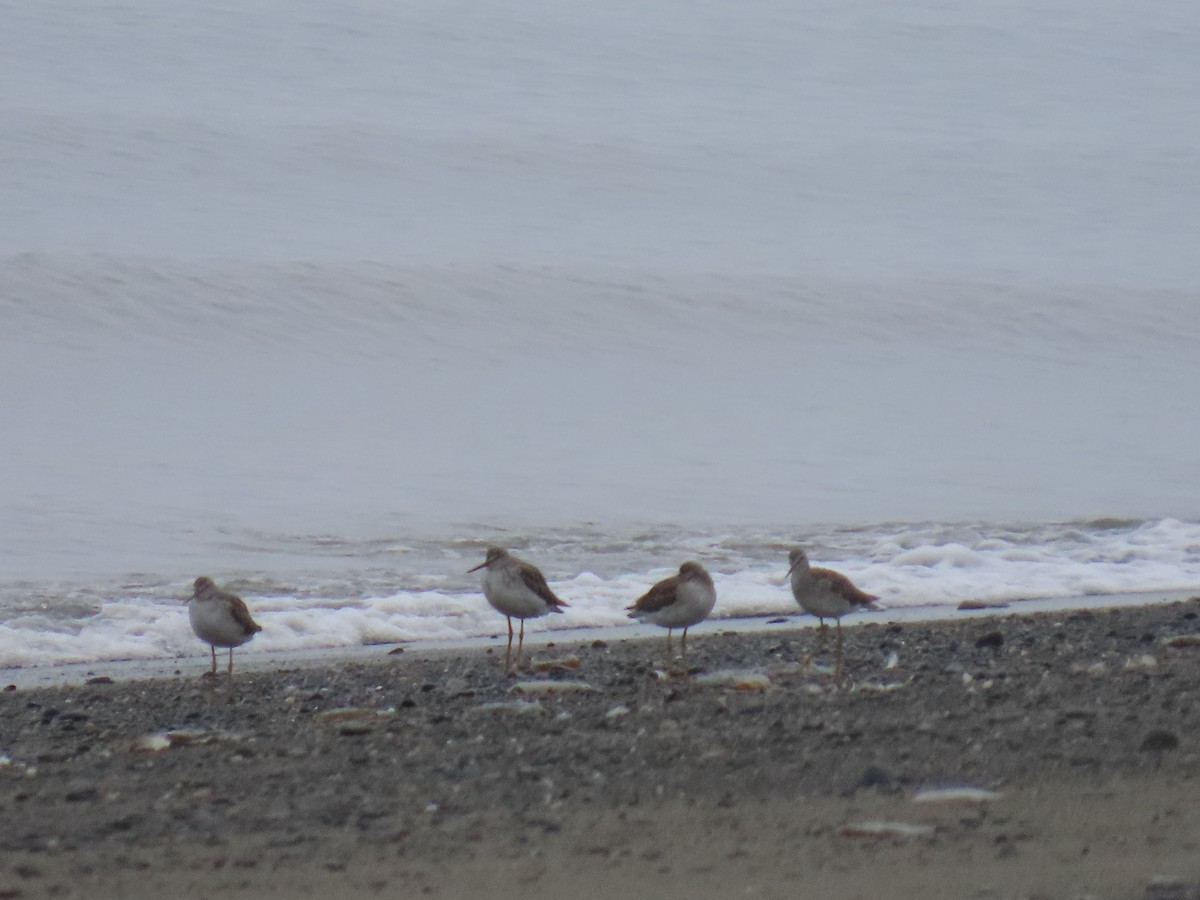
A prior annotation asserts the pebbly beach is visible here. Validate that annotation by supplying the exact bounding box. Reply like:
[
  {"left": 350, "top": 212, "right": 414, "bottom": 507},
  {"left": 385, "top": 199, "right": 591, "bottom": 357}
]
[{"left": 3, "top": 598, "right": 1200, "bottom": 899}]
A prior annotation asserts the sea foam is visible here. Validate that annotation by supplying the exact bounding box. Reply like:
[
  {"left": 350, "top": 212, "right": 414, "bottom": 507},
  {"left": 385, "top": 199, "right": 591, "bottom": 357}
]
[{"left": 2, "top": 518, "right": 1198, "bottom": 669}]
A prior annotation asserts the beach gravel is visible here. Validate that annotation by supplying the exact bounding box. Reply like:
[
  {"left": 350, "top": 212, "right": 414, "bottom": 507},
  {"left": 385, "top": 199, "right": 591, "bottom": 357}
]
[{"left": 2, "top": 600, "right": 1200, "bottom": 898}]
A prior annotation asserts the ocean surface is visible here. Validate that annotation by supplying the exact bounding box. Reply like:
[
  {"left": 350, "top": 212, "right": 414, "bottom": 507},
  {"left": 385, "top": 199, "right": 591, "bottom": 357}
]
[{"left": 3, "top": 0, "right": 1200, "bottom": 670}]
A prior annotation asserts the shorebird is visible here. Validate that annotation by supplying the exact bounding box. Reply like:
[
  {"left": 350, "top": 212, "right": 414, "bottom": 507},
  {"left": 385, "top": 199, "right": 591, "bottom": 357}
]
[
  {"left": 468, "top": 547, "right": 568, "bottom": 674},
  {"left": 187, "top": 576, "right": 262, "bottom": 677},
  {"left": 786, "top": 547, "right": 877, "bottom": 680},
  {"left": 627, "top": 561, "right": 717, "bottom": 673}
]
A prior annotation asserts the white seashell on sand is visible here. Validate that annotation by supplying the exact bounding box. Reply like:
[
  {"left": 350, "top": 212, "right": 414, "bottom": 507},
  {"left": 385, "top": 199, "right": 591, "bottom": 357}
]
[
  {"left": 510, "top": 680, "right": 595, "bottom": 695},
  {"left": 838, "top": 821, "right": 935, "bottom": 839},
  {"left": 694, "top": 670, "right": 772, "bottom": 691},
  {"left": 912, "top": 786, "right": 1003, "bottom": 804}
]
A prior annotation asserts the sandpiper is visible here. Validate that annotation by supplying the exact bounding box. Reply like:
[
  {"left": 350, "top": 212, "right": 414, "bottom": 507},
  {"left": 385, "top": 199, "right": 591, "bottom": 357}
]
[
  {"left": 627, "top": 561, "right": 716, "bottom": 673},
  {"left": 187, "top": 576, "right": 262, "bottom": 677},
  {"left": 786, "top": 547, "right": 877, "bottom": 680},
  {"left": 468, "top": 547, "right": 568, "bottom": 674}
]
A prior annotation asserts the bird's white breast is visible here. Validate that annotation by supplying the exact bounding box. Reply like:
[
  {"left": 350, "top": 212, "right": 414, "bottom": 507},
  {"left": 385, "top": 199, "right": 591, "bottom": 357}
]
[
  {"left": 636, "top": 578, "right": 717, "bottom": 628},
  {"left": 189, "top": 597, "right": 255, "bottom": 648},
  {"left": 791, "top": 571, "right": 853, "bottom": 619},
  {"left": 482, "top": 566, "right": 553, "bottom": 619}
]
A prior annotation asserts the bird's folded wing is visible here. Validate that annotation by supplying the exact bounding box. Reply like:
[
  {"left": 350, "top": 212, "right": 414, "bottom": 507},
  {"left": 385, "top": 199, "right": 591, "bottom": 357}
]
[
  {"left": 813, "top": 567, "right": 877, "bottom": 607},
  {"left": 627, "top": 576, "right": 679, "bottom": 613},
  {"left": 519, "top": 564, "right": 568, "bottom": 608},
  {"left": 229, "top": 595, "right": 263, "bottom": 634}
]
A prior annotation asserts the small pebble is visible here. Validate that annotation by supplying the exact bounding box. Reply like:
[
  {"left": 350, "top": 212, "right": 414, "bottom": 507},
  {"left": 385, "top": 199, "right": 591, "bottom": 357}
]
[
  {"left": 1124, "top": 655, "right": 1158, "bottom": 671},
  {"left": 857, "top": 765, "right": 893, "bottom": 790},
  {"left": 1163, "top": 634, "right": 1200, "bottom": 649},
  {"left": 1140, "top": 730, "right": 1180, "bottom": 753},
  {"left": 1145, "top": 877, "right": 1200, "bottom": 900},
  {"left": 958, "top": 600, "right": 1010, "bottom": 611}
]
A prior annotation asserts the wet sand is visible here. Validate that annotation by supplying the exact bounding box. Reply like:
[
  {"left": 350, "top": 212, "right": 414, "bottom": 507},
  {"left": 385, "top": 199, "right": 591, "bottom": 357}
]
[{"left": 3, "top": 599, "right": 1200, "bottom": 899}]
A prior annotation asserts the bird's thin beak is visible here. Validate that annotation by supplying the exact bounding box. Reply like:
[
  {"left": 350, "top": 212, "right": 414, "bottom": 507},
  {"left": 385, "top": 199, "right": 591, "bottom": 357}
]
[
  {"left": 785, "top": 561, "right": 798, "bottom": 577},
  {"left": 467, "top": 560, "right": 489, "bottom": 574}
]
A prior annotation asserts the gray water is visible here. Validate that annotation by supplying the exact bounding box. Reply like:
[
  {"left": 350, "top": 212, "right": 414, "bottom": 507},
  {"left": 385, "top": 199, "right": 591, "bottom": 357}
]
[{"left": 3, "top": 0, "right": 1199, "bottom": 666}]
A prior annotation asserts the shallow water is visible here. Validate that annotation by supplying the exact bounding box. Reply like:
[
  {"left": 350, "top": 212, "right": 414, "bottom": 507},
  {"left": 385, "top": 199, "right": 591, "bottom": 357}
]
[{"left": 3, "top": 0, "right": 1200, "bottom": 669}]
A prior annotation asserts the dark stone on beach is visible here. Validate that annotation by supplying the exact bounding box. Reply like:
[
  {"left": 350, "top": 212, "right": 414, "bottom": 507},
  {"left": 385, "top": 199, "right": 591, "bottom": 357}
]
[
  {"left": 1145, "top": 878, "right": 1200, "bottom": 900},
  {"left": 65, "top": 784, "right": 99, "bottom": 803},
  {"left": 959, "top": 599, "right": 1009, "bottom": 611},
  {"left": 591, "top": 640, "right": 608, "bottom": 649},
  {"left": 524, "top": 817, "right": 562, "bottom": 834},
  {"left": 3, "top": 684, "right": 15, "bottom": 692},
  {"left": 84, "top": 676, "right": 113, "bottom": 685},
  {"left": 102, "top": 816, "right": 138, "bottom": 834},
  {"left": 767, "top": 617, "right": 789, "bottom": 624},
  {"left": 856, "top": 765, "right": 894, "bottom": 790},
  {"left": 975, "top": 631, "right": 1004, "bottom": 649},
  {"left": 387, "top": 647, "right": 405, "bottom": 656},
  {"left": 1140, "top": 730, "right": 1180, "bottom": 753}
]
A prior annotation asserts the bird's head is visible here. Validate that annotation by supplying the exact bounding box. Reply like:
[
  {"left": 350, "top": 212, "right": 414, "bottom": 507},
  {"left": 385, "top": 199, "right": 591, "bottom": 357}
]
[{"left": 467, "top": 546, "right": 508, "bottom": 573}]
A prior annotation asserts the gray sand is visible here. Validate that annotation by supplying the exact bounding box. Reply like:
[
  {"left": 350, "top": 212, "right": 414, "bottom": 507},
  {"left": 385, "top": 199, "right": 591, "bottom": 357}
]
[{"left": 3, "top": 600, "right": 1200, "bottom": 899}]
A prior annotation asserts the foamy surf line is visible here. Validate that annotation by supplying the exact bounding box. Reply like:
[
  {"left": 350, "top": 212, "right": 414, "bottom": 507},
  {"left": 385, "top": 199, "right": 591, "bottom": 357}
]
[
  {"left": 3, "top": 517, "right": 1200, "bottom": 674},
  {"left": 3, "top": 590, "right": 1195, "bottom": 690}
]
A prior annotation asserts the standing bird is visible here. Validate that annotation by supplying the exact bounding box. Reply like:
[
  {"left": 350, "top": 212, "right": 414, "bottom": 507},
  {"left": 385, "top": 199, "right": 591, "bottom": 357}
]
[
  {"left": 626, "top": 561, "right": 717, "bottom": 673},
  {"left": 786, "top": 547, "right": 877, "bottom": 680},
  {"left": 468, "top": 547, "right": 568, "bottom": 674},
  {"left": 187, "top": 576, "right": 262, "bottom": 677}
]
